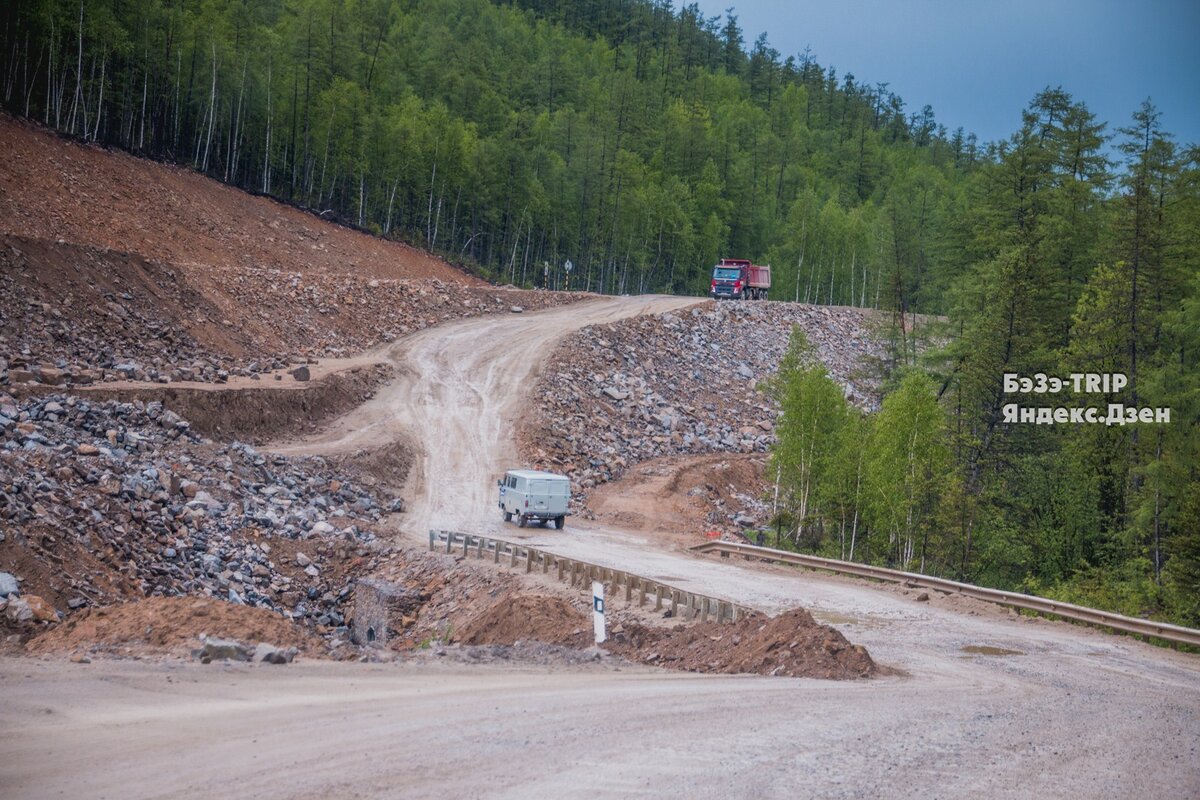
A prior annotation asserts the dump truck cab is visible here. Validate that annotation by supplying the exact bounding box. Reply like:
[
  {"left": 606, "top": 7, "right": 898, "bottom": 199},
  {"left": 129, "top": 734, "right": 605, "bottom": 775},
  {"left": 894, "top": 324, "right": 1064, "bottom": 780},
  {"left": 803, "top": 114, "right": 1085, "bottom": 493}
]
[
  {"left": 709, "top": 258, "right": 771, "bottom": 300},
  {"left": 498, "top": 469, "right": 570, "bottom": 529}
]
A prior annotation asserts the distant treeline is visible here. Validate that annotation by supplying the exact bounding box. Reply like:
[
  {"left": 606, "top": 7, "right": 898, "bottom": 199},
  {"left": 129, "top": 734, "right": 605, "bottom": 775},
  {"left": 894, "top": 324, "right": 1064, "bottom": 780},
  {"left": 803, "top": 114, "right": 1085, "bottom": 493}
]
[{"left": 3, "top": 0, "right": 977, "bottom": 303}]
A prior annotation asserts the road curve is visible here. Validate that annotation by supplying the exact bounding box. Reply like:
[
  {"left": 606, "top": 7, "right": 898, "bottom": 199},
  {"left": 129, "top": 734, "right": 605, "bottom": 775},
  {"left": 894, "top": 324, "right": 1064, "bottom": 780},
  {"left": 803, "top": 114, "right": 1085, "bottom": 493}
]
[
  {"left": 3, "top": 294, "right": 1196, "bottom": 799},
  {"left": 273, "top": 294, "right": 701, "bottom": 536}
]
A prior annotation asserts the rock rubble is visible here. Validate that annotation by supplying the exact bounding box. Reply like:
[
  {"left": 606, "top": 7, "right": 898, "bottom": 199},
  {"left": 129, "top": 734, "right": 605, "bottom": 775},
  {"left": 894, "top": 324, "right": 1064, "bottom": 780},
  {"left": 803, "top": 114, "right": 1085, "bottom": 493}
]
[
  {"left": 0, "top": 391, "right": 403, "bottom": 637},
  {"left": 520, "top": 301, "right": 887, "bottom": 496},
  {"left": 0, "top": 235, "right": 582, "bottom": 388}
]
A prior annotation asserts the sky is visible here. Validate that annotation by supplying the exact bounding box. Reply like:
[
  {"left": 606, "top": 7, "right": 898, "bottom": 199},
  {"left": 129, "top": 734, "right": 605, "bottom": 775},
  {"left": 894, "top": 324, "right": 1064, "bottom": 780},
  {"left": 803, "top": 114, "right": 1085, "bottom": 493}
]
[{"left": 693, "top": 0, "right": 1200, "bottom": 151}]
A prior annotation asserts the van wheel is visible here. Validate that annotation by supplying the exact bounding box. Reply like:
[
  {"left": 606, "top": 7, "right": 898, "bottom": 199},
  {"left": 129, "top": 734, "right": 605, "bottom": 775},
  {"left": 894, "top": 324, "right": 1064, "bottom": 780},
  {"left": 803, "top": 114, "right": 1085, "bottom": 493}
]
[
  {"left": 503, "top": 511, "right": 512, "bottom": 522},
  {"left": 518, "top": 514, "right": 527, "bottom": 528},
  {"left": 555, "top": 516, "right": 565, "bottom": 530}
]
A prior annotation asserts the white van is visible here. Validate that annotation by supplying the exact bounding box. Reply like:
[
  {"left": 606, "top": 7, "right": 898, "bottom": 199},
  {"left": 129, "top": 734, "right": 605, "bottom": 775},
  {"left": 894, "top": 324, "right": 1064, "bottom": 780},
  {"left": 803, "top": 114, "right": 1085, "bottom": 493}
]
[{"left": 497, "top": 469, "right": 570, "bottom": 529}]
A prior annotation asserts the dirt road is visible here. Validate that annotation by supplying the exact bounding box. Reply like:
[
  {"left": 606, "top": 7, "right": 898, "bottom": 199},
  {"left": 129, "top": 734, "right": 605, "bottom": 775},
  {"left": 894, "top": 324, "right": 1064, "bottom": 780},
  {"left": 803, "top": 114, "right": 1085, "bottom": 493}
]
[
  {"left": 2, "top": 652, "right": 1197, "bottom": 799},
  {"left": 4, "top": 296, "right": 1198, "bottom": 798},
  {"left": 273, "top": 294, "right": 700, "bottom": 535}
]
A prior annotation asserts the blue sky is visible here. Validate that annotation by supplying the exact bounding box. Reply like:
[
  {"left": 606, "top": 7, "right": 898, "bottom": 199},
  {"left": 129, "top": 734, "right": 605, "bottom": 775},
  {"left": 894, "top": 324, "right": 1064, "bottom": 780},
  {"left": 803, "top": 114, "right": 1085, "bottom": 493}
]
[{"left": 693, "top": 0, "right": 1200, "bottom": 152}]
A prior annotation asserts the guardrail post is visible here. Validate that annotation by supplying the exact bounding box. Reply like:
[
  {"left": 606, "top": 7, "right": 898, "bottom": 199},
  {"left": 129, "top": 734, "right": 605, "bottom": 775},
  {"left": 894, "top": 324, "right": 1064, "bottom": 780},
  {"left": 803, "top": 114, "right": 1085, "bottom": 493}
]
[
  {"left": 509, "top": 544, "right": 517, "bottom": 568},
  {"left": 525, "top": 549, "right": 533, "bottom": 573},
  {"left": 570, "top": 562, "right": 578, "bottom": 587},
  {"left": 670, "top": 591, "right": 678, "bottom": 616},
  {"left": 444, "top": 533, "right": 453, "bottom": 554},
  {"left": 638, "top": 580, "right": 646, "bottom": 608},
  {"left": 557, "top": 558, "right": 564, "bottom": 581},
  {"left": 477, "top": 537, "right": 485, "bottom": 559},
  {"left": 493, "top": 540, "right": 500, "bottom": 564},
  {"left": 462, "top": 536, "right": 470, "bottom": 557},
  {"left": 701, "top": 598, "right": 709, "bottom": 623},
  {"left": 428, "top": 530, "right": 435, "bottom": 550}
]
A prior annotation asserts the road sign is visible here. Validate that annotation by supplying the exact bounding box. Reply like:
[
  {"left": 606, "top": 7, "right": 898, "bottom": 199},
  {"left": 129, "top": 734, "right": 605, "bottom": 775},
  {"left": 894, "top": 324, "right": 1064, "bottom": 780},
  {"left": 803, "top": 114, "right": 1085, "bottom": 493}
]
[
  {"left": 592, "top": 580, "right": 605, "bottom": 644},
  {"left": 564, "top": 259, "right": 573, "bottom": 273}
]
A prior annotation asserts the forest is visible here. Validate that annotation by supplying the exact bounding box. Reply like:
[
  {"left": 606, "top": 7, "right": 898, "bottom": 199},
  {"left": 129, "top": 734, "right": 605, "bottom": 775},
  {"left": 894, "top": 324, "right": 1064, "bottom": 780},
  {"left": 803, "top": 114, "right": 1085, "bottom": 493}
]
[{"left": 2, "top": 0, "right": 1197, "bottom": 624}]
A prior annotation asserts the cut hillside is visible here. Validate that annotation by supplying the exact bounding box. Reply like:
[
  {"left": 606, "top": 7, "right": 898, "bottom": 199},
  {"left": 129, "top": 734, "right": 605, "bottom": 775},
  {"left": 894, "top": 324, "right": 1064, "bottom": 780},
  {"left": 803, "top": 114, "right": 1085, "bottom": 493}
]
[
  {"left": 0, "top": 116, "right": 582, "bottom": 386},
  {"left": 0, "top": 115, "right": 470, "bottom": 284}
]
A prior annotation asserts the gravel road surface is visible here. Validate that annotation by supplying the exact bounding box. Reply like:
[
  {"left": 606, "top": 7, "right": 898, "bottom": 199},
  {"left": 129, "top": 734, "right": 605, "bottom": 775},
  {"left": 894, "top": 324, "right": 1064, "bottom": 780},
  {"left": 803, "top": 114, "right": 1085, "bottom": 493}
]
[
  {"left": 4, "top": 296, "right": 1197, "bottom": 798},
  {"left": 1, "top": 653, "right": 1196, "bottom": 799}
]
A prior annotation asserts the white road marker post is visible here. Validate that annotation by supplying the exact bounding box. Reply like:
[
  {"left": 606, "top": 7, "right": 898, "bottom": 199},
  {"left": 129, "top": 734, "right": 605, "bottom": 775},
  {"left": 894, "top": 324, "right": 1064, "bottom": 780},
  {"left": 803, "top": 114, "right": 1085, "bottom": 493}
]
[{"left": 592, "top": 580, "right": 606, "bottom": 644}]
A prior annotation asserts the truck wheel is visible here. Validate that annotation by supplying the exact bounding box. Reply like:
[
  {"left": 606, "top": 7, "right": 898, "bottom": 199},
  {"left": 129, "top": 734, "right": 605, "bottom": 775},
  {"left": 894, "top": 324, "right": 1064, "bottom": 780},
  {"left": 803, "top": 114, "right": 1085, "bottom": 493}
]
[
  {"left": 518, "top": 514, "right": 527, "bottom": 528},
  {"left": 555, "top": 516, "right": 565, "bottom": 530},
  {"left": 504, "top": 511, "right": 512, "bottom": 522}
]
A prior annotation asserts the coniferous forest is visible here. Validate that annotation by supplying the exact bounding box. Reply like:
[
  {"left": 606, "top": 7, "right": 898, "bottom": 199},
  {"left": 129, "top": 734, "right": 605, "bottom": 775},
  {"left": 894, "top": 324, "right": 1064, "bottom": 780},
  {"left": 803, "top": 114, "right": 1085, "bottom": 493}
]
[{"left": 3, "top": 0, "right": 1198, "bottom": 624}]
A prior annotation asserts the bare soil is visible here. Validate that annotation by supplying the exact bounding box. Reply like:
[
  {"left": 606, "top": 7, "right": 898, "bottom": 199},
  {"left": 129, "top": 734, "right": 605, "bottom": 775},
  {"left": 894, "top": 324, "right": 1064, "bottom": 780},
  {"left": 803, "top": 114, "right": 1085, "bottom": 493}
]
[
  {"left": 586, "top": 453, "right": 768, "bottom": 541},
  {"left": 454, "top": 592, "right": 876, "bottom": 679},
  {"left": 606, "top": 608, "right": 876, "bottom": 679},
  {"left": 25, "top": 596, "right": 323, "bottom": 658},
  {"left": 455, "top": 594, "right": 592, "bottom": 648},
  {"left": 0, "top": 115, "right": 473, "bottom": 284}
]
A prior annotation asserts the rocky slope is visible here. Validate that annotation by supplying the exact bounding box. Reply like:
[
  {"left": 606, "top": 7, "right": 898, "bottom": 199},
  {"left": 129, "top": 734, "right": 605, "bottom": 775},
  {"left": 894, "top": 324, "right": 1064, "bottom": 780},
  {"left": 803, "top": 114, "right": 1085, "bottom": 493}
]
[
  {"left": 0, "top": 391, "right": 402, "bottom": 638},
  {"left": 0, "top": 234, "right": 578, "bottom": 387},
  {"left": 520, "top": 300, "right": 888, "bottom": 495}
]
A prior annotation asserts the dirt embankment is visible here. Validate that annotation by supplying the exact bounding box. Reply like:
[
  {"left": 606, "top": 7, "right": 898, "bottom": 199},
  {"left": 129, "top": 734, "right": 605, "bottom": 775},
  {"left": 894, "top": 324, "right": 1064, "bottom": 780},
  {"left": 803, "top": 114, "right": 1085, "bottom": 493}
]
[
  {"left": 0, "top": 115, "right": 473, "bottom": 284},
  {"left": 586, "top": 453, "right": 769, "bottom": 541},
  {"left": 453, "top": 593, "right": 876, "bottom": 680},
  {"left": 0, "top": 233, "right": 581, "bottom": 389},
  {"left": 15, "top": 362, "right": 395, "bottom": 444},
  {"left": 26, "top": 596, "right": 324, "bottom": 658},
  {"left": 0, "top": 115, "right": 587, "bottom": 389}
]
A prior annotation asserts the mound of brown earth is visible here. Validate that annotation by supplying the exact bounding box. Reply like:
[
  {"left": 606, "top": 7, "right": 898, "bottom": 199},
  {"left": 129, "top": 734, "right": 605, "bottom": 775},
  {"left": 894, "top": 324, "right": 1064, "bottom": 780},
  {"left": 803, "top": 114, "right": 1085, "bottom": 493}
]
[
  {"left": 447, "top": 591, "right": 875, "bottom": 679},
  {"left": 454, "top": 595, "right": 592, "bottom": 648},
  {"left": 606, "top": 608, "right": 877, "bottom": 679},
  {"left": 26, "top": 596, "right": 322, "bottom": 658}
]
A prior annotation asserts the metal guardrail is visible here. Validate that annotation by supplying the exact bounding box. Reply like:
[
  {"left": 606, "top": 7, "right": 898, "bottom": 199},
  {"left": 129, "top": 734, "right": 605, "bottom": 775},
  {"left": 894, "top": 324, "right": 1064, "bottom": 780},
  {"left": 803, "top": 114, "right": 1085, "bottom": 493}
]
[
  {"left": 429, "top": 530, "right": 753, "bottom": 624},
  {"left": 691, "top": 540, "right": 1200, "bottom": 648}
]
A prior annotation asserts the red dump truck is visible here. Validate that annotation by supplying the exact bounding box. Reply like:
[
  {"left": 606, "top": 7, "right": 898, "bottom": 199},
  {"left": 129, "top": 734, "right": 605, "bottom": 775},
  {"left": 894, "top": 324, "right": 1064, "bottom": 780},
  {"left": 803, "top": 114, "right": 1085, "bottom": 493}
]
[{"left": 709, "top": 258, "right": 771, "bottom": 300}]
